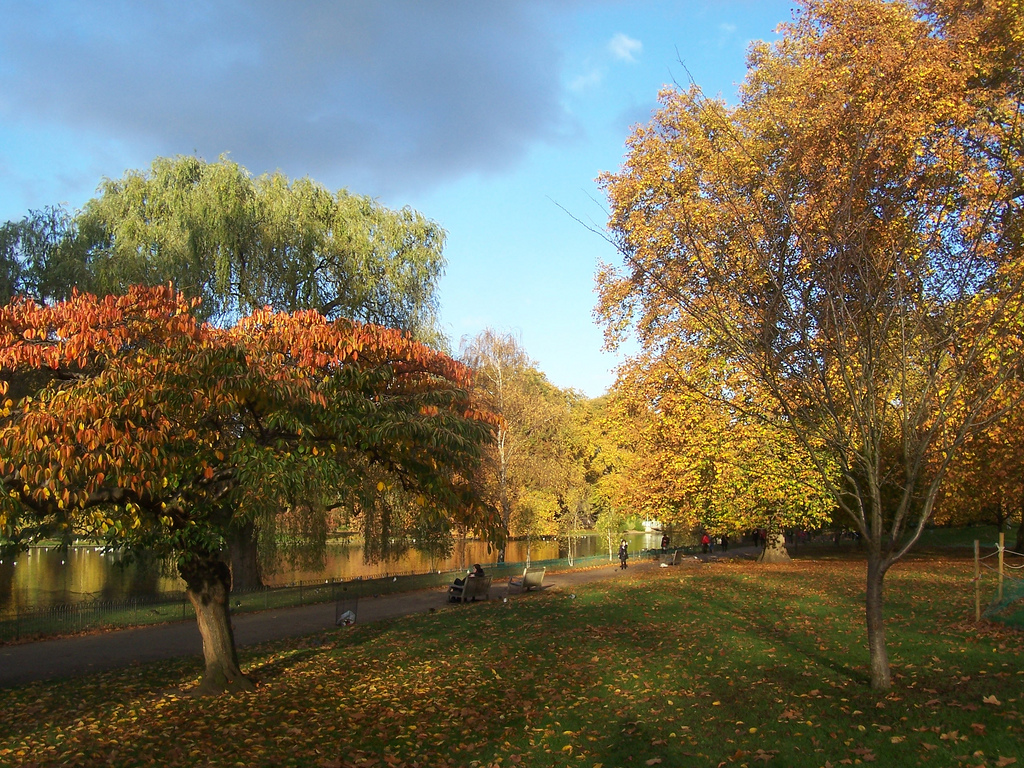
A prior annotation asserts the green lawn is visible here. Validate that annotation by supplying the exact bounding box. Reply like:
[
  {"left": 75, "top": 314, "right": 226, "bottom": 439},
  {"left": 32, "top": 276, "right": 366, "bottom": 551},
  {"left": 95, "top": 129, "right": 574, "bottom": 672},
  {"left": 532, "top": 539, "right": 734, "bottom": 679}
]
[{"left": 1, "top": 555, "right": 1021, "bottom": 767}]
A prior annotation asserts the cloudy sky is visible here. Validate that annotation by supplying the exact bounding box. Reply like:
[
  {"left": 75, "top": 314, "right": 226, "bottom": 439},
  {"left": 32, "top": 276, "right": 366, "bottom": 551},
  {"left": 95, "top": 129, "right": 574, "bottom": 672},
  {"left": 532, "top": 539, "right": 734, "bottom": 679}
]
[{"left": 0, "top": 0, "right": 797, "bottom": 396}]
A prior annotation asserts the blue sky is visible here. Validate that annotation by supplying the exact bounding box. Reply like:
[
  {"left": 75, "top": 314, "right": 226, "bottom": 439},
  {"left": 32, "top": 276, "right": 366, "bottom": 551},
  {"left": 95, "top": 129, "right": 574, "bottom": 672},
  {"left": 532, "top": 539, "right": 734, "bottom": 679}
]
[{"left": 0, "top": 0, "right": 797, "bottom": 397}]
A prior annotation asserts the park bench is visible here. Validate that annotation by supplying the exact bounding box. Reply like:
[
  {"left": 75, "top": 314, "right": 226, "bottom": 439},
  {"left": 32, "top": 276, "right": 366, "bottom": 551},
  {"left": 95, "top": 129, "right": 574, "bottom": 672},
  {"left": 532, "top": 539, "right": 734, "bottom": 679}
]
[
  {"left": 660, "top": 550, "right": 683, "bottom": 566},
  {"left": 660, "top": 550, "right": 699, "bottom": 567},
  {"left": 508, "top": 566, "right": 546, "bottom": 593},
  {"left": 448, "top": 575, "right": 491, "bottom": 603}
]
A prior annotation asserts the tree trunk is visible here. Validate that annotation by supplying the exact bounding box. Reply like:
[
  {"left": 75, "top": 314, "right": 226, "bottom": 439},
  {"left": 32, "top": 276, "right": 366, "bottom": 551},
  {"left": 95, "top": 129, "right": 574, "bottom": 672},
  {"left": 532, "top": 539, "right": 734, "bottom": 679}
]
[
  {"left": 179, "top": 554, "right": 255, "bottom": 696},
  {"left": 865, "top": 554, "right": 891, "bottom": 690},
  {"left": 455, "top": 526, "right": 467, "bottom": 570},
  {"left": 228, "top": 520, "right": 265, "bottom": 592},
  {"left": 757, "top": 532, "right": 791, "bottom": 563},
  {"left": 1015, "top": 494, "right": 1024, "bottom": 555}
]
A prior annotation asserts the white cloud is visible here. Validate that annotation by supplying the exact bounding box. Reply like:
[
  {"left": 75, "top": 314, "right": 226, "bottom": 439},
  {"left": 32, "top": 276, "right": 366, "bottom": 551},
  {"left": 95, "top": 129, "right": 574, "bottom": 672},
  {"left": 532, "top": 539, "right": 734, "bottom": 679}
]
[
  {"left": 607, "top": 33, "right": 642, "bottom": 63},
  {"left": 569, "top": 67, "right": 604, "bottom": 92},
  {"left": 719, "top": 23, "right": 738, "bottom": 34}
]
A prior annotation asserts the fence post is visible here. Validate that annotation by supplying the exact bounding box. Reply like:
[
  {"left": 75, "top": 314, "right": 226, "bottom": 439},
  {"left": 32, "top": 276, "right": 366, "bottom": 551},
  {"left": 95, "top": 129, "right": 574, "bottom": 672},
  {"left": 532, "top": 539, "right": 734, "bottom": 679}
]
[
  {"left": 998, "top": 531, "right": 1005, "bottom": 601},
  {"left": 974, "top": 539, "right": 981, "bottom": 623}
]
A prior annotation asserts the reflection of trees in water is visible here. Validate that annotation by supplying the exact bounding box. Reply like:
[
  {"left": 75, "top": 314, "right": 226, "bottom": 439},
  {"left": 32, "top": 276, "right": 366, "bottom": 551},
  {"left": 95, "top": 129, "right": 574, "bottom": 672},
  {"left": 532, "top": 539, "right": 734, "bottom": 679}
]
[
  {"left": 0, "top": 560, "right": 14, "bottom": 612},
  {"left": 102, "top": 550, "right": 166, "bottom": 599},
  {"left": 7, "top": 533, "right": 670, "bottom": 609}
]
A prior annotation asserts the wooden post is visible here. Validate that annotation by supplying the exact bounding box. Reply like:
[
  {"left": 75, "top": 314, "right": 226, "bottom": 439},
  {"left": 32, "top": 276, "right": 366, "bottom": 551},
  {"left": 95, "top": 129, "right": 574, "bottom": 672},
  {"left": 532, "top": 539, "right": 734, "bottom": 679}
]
[
  {"left": 974, "top": 539, "right": 981, "bottom": 623},
  {"left": 998, "top": 532, "right": 1005, "bottom": 602}
]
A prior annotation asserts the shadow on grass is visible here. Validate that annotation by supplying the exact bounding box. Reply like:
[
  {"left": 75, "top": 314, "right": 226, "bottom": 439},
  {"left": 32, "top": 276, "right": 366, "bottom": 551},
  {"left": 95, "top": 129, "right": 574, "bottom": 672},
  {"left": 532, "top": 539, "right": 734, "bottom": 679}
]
[{"left": 689, "top": 566, "right": 872, "bottom": 687}]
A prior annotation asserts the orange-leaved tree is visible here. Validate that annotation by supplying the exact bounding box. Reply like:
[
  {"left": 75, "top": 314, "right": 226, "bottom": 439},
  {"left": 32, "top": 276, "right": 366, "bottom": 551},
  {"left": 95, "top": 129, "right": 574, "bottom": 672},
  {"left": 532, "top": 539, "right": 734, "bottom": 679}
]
[
  {"left": 0, "top": 286, "right": 499, "bottom": 694},
  {"left": 598, "top": 0, "right": 1024, "bottom": 689}
]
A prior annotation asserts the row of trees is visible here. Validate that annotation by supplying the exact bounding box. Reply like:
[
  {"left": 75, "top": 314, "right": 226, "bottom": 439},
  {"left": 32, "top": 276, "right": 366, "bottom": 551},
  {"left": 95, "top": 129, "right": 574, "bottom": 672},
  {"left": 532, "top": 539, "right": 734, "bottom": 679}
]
[
  {"left": 0, "top": 158, "right": 627, "bottom": 695},
  {"left": 460, "top": 329, "right": 625, "bottom": 563}
]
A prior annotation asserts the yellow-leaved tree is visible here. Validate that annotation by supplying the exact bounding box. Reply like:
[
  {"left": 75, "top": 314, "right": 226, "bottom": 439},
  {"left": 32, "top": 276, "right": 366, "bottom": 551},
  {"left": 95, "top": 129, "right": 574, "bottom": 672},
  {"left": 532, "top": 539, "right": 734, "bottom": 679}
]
[
  {"left": 598, "top": 0, "right": 1024, "bottom": 690},
  {"left": 609, "top": 344, "right": 835, "bottom": 561}
]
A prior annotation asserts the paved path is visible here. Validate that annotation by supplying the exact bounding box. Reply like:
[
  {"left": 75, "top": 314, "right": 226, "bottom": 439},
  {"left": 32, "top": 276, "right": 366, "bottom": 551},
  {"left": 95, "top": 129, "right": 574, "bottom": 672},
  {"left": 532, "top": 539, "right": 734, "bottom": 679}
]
[{"left": 0, "top": 548, "right": 754, "bottom": 688}]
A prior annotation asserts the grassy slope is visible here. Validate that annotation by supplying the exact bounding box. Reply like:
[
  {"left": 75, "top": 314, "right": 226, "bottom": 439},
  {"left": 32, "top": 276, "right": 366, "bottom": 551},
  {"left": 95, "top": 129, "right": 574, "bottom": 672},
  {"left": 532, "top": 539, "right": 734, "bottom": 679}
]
[{"left": 1, "top": 555, "right": 1021, "bottom": 767}]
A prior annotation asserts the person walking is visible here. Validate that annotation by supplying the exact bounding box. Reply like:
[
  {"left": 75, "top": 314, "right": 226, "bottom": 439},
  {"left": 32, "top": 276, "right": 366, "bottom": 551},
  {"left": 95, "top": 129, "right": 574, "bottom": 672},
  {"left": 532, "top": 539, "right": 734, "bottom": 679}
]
[{"left": 618, "top": 539, "right": 629, "bottom": 569}]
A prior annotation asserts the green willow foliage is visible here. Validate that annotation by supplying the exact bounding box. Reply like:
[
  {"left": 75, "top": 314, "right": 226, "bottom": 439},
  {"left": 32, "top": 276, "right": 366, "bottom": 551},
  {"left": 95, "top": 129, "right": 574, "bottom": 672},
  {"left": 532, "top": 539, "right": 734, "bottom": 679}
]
[{"left": 2, "top": 155, "right": 447, "bottom": 345}]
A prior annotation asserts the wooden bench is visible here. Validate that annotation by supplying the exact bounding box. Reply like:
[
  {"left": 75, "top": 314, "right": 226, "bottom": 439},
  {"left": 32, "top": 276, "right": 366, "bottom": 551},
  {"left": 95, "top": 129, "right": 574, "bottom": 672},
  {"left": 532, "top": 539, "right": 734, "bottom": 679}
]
[
  {"left": 660, "top": 550, "right": 683, "bottom": 566},
  {"left": 448, "top": 575, "right": 491, "bottom": 603},
  {"left": 661, "top": 550, "right": 699, "bottom": 566},
  {"left": 508, "top": 567, "right": 546, "bottom": 593}
]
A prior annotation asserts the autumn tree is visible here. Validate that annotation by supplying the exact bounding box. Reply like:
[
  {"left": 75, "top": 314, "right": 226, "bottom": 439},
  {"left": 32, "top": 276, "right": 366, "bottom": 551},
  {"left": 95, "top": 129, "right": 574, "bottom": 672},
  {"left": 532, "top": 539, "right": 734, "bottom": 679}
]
[
  {"left": 599, "top": 0, "right": 1024, "bottom": 689},
  {"left": 609, "top": 347, "right": 835, "bottom": 562},
  {"left": 0, "top": 287, "right": 498, "bottom": 695},
  {"left": 460, "top": 329, "right": 577, "bottom": 560},
  {"left": 0, "top": 156, "right": 453, "bottom": 587},
  {"left": 936, "top": 388, "right": 1024, "bottom": 552}
]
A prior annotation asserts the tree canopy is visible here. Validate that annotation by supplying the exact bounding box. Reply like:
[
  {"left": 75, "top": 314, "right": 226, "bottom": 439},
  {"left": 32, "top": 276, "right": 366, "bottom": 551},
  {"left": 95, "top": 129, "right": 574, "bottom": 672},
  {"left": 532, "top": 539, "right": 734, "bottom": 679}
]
[
  {"left": 1, "top": 156, "right": 454, "bottom": 586},
  {"left": 598, "top": 0, "right": 1024, "bottom": 689},
  {"left": 0, "top": 286, "right": 498, "bottom": 693},
  {"left": 2, "top": 155, "right": 447, "bottom": 344},
  {"left": 459, "top": 329, "right": 580, "bottom": 557},
  {"left": 609, "top": 346, "right": 836, "bottom": 559}
]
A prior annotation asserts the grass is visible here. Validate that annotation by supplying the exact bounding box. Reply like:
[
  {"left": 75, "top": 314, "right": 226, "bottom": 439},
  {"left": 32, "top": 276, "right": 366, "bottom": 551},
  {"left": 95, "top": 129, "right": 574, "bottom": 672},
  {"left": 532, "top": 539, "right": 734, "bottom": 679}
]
[
  {"left": 916, "top": 525, "right": 1012, "bottom": 550},
  {"left": 0, "top": 555, "right": 1021, "bottom": 767}
]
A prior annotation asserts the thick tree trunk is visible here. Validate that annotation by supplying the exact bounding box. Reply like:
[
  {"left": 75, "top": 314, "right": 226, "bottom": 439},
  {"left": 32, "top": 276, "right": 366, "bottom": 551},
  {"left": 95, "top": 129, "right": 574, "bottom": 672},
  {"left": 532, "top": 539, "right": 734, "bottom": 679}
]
[
  {"left": 757, "top": 532, "right": 791, "bottom": 563},
  {"left": 228, "top": 520, "right": 265, "bottom": 592},
  {"left": 179, "top": 554, "right": 255, "bottom": 696},
  {"left": 865, "top": 554, "right": 891, "bottom": 690}
]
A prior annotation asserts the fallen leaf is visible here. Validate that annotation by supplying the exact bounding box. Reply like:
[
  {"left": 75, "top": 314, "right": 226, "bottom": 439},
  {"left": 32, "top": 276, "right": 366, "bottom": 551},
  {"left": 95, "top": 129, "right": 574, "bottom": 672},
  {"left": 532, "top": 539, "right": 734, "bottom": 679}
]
[
  {"left": 645, "top": 759, "right": 663, "bottom": 766},
  {"left": 983, "top": 695, "right": 1002, "bottom": 706},
  {"left": 996, "top": 758, "right": 1017, "bottom": 767}
]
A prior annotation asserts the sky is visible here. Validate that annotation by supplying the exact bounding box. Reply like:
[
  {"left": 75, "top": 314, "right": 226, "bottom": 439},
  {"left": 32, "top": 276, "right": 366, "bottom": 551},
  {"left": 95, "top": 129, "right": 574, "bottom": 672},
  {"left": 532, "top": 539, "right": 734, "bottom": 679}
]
[{"left": 0, "top": 0, "right": 799, "bottom": 397}]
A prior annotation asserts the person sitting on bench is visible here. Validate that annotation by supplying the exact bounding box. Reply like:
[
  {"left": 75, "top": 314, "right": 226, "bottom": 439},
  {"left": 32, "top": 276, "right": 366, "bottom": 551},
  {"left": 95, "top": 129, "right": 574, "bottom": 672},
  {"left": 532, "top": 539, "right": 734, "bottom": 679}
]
[{"left": 449, "top": 563, "right": 485, "bottom": 601}]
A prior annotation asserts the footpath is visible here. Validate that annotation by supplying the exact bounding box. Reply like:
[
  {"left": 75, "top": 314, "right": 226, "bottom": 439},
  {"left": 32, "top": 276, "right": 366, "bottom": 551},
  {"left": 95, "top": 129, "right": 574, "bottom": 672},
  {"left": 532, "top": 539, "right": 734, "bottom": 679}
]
[{"left": 0, "top": 547, "right": 754, "bottom": 688}]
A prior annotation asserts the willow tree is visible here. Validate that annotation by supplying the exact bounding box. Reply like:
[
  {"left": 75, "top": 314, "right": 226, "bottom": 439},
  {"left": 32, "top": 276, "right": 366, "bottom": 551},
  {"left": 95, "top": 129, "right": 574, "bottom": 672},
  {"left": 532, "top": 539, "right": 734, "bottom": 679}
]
[
  {"left": 598, "top": 0, "right": 1024, "bottom": 690},
  {"left": 1, "top": 287, "right": 498, "bottom": 695}
]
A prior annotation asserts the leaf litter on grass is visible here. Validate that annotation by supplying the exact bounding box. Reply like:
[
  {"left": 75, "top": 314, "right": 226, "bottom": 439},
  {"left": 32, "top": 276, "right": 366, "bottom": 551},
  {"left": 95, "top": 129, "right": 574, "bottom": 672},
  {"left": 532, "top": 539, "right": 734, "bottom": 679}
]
[{"left": 0, "top": 556, "right": 1021, "bottom": 767}]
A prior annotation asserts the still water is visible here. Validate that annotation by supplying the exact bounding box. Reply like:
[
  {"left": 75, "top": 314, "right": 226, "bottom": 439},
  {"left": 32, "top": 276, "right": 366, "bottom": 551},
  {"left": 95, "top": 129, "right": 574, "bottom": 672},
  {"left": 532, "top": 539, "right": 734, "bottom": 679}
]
[{"left": 0, "top": 532, "right": 669, "bottom": 614}]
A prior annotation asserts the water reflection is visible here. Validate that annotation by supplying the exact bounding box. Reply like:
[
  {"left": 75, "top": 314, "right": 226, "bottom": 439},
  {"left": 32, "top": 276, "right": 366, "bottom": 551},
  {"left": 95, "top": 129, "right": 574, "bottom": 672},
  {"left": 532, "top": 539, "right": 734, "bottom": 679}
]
[{"left": 1, "top": 532, "right": 672, "bottom": 614}]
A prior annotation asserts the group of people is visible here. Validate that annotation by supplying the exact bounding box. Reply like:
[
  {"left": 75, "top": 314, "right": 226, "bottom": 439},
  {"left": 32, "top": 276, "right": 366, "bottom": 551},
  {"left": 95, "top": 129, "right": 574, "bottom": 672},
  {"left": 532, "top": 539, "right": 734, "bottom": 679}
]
[{"left": 700, "top": 533, "right": 729, "bottom": 554}]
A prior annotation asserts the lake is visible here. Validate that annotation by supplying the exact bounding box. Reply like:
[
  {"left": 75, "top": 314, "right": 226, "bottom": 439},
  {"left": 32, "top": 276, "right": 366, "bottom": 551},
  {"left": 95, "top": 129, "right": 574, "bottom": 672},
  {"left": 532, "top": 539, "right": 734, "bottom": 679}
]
[{"left": 0, "top": 531, "right": 672, "bottom": 615}]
